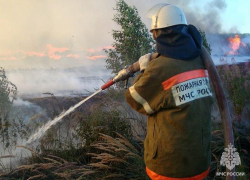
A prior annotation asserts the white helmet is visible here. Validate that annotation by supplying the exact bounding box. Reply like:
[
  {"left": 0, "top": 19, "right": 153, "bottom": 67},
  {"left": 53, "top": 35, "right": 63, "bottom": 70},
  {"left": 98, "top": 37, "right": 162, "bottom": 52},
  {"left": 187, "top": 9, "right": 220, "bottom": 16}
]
[{"left": 146, "top": 3, "right": 187, "bottom": 32}]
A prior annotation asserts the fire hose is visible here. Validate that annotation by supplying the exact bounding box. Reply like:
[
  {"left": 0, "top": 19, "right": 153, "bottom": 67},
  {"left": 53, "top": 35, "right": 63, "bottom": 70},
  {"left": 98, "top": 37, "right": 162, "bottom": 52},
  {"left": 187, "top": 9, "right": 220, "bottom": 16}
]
[
  {"left": 201, "top": 46, "right": 235, "bottom": 180},
  {"left": 101, "top": 47, "right": 235, "bottom": 180}
]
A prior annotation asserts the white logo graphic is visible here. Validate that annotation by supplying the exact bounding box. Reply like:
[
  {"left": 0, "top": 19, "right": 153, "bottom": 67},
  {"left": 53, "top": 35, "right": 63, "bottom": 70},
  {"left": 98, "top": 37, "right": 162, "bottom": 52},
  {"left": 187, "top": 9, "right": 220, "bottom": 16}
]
[{"left": 220, "top": 143, "right": 241, "bottom": 170}]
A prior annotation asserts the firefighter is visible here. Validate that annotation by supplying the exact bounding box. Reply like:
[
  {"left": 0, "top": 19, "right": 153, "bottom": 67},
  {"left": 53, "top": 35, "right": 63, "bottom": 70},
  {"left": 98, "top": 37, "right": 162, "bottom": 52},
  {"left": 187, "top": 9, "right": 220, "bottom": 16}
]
[{"left": 125, "top": 4, "right": 213, "bottom": 180}]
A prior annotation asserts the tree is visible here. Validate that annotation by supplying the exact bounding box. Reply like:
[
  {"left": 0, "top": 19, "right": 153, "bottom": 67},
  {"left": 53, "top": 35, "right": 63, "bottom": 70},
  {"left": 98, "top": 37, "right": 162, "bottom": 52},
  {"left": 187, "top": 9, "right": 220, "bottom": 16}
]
[
  {"left": 105, "top": 0, "right": 155, "bottom": 75},
  {"left": 0, "top": 67, "right": 17, "bottom": 148},
  {"left": 105, "top": 0, "right": 212, "bottom": 75},
  {"left": 199, "top": 29, "right": 212, "bottom": 55}
]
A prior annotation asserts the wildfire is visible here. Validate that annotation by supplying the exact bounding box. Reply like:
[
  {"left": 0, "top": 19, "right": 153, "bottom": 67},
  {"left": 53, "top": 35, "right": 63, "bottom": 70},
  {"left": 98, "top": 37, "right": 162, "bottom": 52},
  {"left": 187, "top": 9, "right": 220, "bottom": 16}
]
[{"left": 228, "top": 35, "right": 246, "bottom": 55}]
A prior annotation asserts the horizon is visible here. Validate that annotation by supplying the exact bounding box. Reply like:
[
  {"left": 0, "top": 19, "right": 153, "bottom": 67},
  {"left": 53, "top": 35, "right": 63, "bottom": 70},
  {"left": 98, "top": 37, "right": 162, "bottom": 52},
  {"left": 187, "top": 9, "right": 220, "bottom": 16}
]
[{"left": 0, "top": 0, "right": 249, "bottom": 70}]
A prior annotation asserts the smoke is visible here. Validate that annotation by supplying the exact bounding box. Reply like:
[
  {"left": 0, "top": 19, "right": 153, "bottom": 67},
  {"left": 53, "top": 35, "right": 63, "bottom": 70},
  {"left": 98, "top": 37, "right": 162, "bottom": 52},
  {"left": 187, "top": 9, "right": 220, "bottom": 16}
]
[
  {"left": 1, "top": 0, "right": 248, "bottom": 99},
  {"left": 0, "top": 98, "right": 46, "bottom": 171},
  {"left": 175, "top": 0, "right": 228, "bottom": 33},
  {"left": 126, "top": 0, "right": 235, "bottom": 34},
  {"left": 1, "top": 0, "right": 247, "bottom": 98},
  {"left": 242, "top": 36, "right": 250, "bottom": 44},
  {"left": 206, "top": 34, "right": 229, "bottom": 55},
  {"left": 0, "top": 0, "right": 117, "bottom": 69},
  {"left": 208, "top": 0, "right": 227, "bottom": 10},
  {"left": 5, "top": 67, "right": 111, "bottom": 97},
  {"left": 0, "top": 143, "right": 32, "bottom": 171},
  {"left": 12, "top": 98, "right": 47, "bottom": 121},
  {"left": 14, "top": 98, "right": 36, "bottom": 107},
  {"left": 1, "top": 0, "right": 247, "bottom": 70}
]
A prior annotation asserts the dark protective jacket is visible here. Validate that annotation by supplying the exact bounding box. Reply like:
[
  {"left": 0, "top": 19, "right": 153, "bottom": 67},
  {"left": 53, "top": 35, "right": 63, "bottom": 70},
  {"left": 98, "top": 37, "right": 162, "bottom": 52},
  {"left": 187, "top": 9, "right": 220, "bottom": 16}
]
[{"left": 125, "top": 55, "right": 213, "bottom": 179}]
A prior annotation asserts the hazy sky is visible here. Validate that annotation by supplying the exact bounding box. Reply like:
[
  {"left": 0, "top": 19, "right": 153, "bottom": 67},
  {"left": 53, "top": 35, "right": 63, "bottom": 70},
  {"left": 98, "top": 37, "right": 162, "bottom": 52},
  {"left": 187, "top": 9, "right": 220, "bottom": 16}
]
[{"left": 0, "top": 0, "right": 249, "bottom": 69}]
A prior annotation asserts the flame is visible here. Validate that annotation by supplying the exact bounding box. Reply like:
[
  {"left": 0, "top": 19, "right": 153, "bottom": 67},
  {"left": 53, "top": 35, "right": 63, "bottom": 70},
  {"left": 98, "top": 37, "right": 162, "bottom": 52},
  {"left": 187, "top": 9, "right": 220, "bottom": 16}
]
[
  {"left": 228, "top": 35, "right": 240, "bottom": 55},
  {"left": 228, "top": 35, "right": 246, "bottom": 55}
]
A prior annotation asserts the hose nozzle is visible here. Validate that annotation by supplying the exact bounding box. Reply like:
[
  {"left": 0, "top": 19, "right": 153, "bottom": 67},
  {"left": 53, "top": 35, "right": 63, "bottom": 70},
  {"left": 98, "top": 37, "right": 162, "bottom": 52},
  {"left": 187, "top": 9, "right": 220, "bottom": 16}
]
[
  {"left": 113, "top": 66, "right": 134, "bottom": 83},
  {"left": 101, "top": 79, "right": 115, "bottom": 90}
]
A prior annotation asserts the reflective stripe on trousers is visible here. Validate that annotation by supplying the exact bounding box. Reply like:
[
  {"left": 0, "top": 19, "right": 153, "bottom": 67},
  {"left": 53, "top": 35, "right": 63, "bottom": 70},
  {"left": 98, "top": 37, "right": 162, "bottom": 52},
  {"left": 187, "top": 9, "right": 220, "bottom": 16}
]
[{"left": 146, "top": 166, "right": 210, "bottom": 180}]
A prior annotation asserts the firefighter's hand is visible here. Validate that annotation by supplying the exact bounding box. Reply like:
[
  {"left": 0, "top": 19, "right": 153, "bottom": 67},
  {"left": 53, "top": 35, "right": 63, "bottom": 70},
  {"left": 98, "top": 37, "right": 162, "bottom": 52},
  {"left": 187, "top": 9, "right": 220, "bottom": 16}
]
[
  {"left": 113, "top": 67, "right": 133, "bottom": 82},
  {"left": 139, "top": 53, "right": 151, "bottom": 72}
]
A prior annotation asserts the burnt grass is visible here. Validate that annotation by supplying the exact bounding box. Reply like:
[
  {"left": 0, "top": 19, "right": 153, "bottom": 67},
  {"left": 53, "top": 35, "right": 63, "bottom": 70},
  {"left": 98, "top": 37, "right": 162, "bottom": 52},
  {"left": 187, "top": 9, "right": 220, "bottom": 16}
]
[{"left": 26, "top": 93, "right": 106, "bottom": 118}]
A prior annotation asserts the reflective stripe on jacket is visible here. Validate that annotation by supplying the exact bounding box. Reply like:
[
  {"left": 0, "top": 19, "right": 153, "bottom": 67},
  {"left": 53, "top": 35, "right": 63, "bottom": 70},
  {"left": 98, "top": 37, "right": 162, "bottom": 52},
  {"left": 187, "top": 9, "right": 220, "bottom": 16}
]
[{"left": 125, "top": 55, "right": 213, "bottom": 179}]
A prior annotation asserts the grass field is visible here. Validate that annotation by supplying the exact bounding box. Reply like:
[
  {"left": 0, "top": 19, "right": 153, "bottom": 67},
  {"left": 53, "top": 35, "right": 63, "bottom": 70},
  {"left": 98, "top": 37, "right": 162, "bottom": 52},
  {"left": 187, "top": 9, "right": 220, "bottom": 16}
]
[{"left": 0, "top": 61, "right": 250, "bottom": 180}]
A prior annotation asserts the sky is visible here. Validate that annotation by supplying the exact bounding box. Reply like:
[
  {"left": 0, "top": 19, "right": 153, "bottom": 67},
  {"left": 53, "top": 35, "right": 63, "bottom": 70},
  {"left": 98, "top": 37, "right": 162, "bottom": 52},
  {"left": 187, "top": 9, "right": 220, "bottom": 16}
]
[{"left": 0, "top": 0, "right": 249, "bottom": 70}]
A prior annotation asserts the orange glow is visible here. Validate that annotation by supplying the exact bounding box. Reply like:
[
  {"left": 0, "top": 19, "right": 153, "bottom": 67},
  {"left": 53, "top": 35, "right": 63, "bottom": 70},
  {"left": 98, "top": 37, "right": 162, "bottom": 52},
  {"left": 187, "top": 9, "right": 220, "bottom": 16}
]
[
  {"left": 87, "top": 46, "right": 115, "bottom": 53},
  {"left": 228, "top": 35, "right": 246, "bottom": 55},
  {"left": 0, "top": 50, "right": 45, "bottom": 60},
  {"left": 0, "top": 45, "right": 112, "bottom": 61},
  {"left": 228, "top": 35, "right": 240, "bottom": 55},
  {"left": 25, "top": 51, "right": 46, "bottom": 57},
  {"left": 0, "top": 45, "right": 77, "bottom": 61},
  {"left": 67, "top": 54, "right": 80, "bottom": 59},
  {"left": 87, "top": 48, "right": 95, "bottom": 53},
  {"left": 87, "top": 55, "right": 106, "bottom": 60},
  {"left": 0, "top": 50, "right": 12, "bottom": 56},
  {"left": 0, "top": 56, "right": 17, "bottom": 60},
  {"left": 10, "top": 57, "right": 17, "bottom": 60},
  {"left": 46, "top": 44, "right": 69, "bottom": 60}
]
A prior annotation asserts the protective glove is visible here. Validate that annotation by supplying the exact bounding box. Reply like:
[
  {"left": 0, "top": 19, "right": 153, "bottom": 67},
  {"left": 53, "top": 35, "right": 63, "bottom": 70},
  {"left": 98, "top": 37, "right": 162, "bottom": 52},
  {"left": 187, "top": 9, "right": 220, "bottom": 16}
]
[{"left": 138, "top": 53, "right": 151, "bottom": 72}]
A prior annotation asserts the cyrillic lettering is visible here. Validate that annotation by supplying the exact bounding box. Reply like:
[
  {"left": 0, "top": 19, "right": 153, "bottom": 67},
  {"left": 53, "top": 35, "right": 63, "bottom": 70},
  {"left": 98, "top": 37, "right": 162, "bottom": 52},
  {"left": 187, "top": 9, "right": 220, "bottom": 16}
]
[
  {"left": 184, "top": 83, "right": 189, "bottom": 90},
  {"left": 176, "top": 86, "right": 180, "bottom": 93},
  {"left": 201, "top": 89, "right": 206, "bottom": 95},
  {"left": 179, "top": 95, "right": 185, "bottom": 102},
  {"left": 185, "top": 93, "right": 191, "bottom": 99}
]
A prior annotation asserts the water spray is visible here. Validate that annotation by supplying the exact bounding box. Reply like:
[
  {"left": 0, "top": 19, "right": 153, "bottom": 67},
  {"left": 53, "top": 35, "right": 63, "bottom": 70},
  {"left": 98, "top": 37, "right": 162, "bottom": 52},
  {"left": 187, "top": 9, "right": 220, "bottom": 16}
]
[
  {"left": 24, "top": 57, "right": 145, "bottom": 145},
  {"left": 25, "top": 89, "right": 102, "bottom": 144}
]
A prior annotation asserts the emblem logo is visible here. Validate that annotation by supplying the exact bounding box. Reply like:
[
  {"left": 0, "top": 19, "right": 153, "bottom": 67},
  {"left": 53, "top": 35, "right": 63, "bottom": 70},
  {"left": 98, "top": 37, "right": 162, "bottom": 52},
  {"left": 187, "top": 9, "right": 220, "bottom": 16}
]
[{"left": 220, "top": 143, "right": 241, "bottom": 170}]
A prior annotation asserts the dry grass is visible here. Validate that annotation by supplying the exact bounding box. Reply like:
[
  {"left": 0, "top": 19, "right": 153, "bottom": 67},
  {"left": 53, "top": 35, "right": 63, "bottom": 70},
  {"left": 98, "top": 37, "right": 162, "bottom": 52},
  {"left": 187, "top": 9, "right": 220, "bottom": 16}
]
[
  {"left": 0, "top": 155, "right": 86, "bottom": 180},
  {"left": 0, "top": 133, "right": 148, "bottom": 180},
  {"left": 1, "top": 62, "right": 249, "bottom": 179},
  {"left": 81, "top": 133, "right": 148, "bottom": 180}
]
